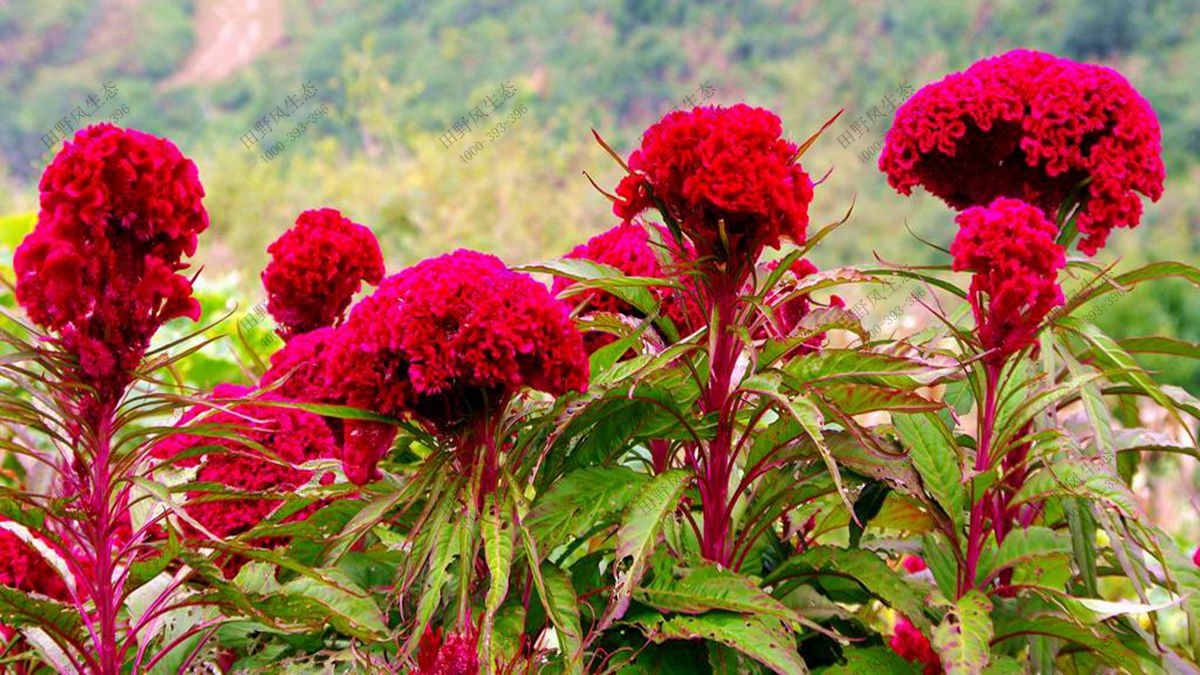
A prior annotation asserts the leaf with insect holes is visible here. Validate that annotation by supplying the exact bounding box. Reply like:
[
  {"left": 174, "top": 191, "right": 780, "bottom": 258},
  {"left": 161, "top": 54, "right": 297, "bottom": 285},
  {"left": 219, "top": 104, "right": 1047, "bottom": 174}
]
[{"left": 933, "top": 590, "right": 993, "bottom": 674}]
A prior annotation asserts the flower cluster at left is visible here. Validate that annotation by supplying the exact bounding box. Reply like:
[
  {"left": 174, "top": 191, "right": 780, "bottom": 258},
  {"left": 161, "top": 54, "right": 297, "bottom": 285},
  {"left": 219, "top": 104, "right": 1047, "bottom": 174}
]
[{"left": 13, "top": 124, "right": 208, "bottom": 401}]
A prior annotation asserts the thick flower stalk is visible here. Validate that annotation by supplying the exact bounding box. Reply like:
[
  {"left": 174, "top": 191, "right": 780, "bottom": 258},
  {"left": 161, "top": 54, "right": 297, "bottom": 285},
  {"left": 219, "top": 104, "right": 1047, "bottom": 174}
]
[
  {"left": 10, "top": 124, "right": 208, "bottom": 674},
  {"left": 951, "top": 198, "right": 1065, "bottom": 596},
  {"left": 880, "top": 49, "right": 1164, "bottom": 254},
  {"left": 608, "top": 105, "right": 816, "bottom": 566},
  {"left": 262, "top": 207, "right": 385, "bottom": 340},
  {"left": 327, "top": 250, "right": 588, "bottom": 497}
]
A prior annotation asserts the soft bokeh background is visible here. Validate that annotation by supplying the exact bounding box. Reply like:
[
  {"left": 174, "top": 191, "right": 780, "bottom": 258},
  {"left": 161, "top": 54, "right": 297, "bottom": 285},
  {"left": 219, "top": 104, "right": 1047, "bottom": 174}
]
[{"left": 0, "top": 0, "right": 1197, "bottom": 539}]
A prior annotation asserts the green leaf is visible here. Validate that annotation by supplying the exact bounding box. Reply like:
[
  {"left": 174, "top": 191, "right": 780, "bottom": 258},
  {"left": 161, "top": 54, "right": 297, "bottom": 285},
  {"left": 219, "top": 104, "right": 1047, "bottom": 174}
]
[
  {"left": 612, "top": 471, "right": 690, "bottom": 617},
  {"left": 932, "top": 590, "right": 993, "bottom": 675},
  {"left": 525, "top": 466, "right": 650, "bottom": 553},
  {"left": 978, "top": 526, "right": 1071, "bottom": 586},
  {"left": 818, "top": 646, "right": 921, "bottom": 674},
  {"left": 991, "top": 614, "right": 1144, "bottom": 672},
  {"left": 893, "top": 412, "right": 964, "bottom": 528},
  {"left": 274, "top": 569, "right": 387, "bottom": 641},
  {"left": 636, "top": 561, "right": 803, "bottom": 629},
  {"left": 535, "top": 563, "right": 584, "bottom": 674},
  {"left": 765, "top": 546, "right": 929, "bottom": 630},
  {"left": 785, "top": 349, "right": 957, "bottom": 390},
  {"left": 625, "top": 609, "right": 808, "bottom": 675},
  {"left": 481, "top": 496, "right": 514, "bottom": 665}
]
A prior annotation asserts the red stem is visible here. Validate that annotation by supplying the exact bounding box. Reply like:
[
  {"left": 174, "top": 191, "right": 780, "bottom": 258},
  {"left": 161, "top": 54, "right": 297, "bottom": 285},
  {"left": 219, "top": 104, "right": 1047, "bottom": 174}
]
[
  {"left": 961, "top": 362, "right": 1001, "bottom": 598},
  {"left": 697, "top": 272, "right": 741, "bottom": 567}
]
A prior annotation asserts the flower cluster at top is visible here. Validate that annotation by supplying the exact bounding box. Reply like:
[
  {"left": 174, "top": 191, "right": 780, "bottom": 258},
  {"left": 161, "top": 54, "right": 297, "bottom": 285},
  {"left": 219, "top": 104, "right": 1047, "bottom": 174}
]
[
  {"left": 13, "top": 124, "right": 208, "bottom": 402},
  {"left": 879, "top": 49, "right": 1164, "bottom": 255},
  {"left": 326, "top": 249, "right": 589, "bottom": 482},
  {"left": 613, "top": 104, "right": 813, "bottom": 264},
  {"left": 262, "top": 208, "right": 384, "bottom": 339},
  {"left": 150, "top": 383, "right": 339, "bottom": 571},
  {"left": 951, "top": 197, "right": 1065, "bottom": 364}
]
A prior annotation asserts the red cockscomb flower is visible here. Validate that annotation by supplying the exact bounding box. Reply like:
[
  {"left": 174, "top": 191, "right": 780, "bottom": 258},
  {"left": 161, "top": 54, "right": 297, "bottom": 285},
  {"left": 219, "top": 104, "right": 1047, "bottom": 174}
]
[
  {"left": 328, "top": 250, "right": 588, "bottom": 484},
  {"left": 890, "top": 616, "right": 942, "bottom": 675},
  {"left": 261, "top": 327, "right": 338, "bottom": 404},
  {"left": 14, "top": 124, "right": 208, "bottom": 403},
  {"left": 613, "top": 105, "right": 814, "bottom": 264},
  {"left": 1192, "top": 546, "right": 1200, "bottom": 568},
  {"left": 880, "top": 49, "right": 1164, "bottom": 255},
  {"left": 417, "top": 619, "right": 481, "bottom": 675},
  {"left": 151, "top": 384, "right": 339, "bottom": 573},
  {"left": 551, "top": 222, "right": 700, "bottom": 350},
  {"left": 263, "top": 208, "right": 385, "bottom": 339},
  {"left": 0, "top": 522, "right": 71, "bottom": 602},
  {"left": 951, "top": 198, "right": 1065, "bottom": 364},
  {"left": 901, "top": 555, "right": 928, "bottom": 574}
]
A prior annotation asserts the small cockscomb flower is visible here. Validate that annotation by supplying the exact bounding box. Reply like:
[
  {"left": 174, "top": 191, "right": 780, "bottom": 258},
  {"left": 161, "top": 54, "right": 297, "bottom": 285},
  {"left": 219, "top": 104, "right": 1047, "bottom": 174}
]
[
  {"left": 151, "top": 384, "right": 339, "bottom": 572},
  {"left": 901, "top": 555, "right": 928, "bottom": 574},
  {"left": 758, "top": 258, "right": 843, "bottom": 354},
  {"left": 890, "top": 616, "right": 942, "bottom": 675},
  {"left": 613, "top": 104, "right": 814, "bottom": 264},
  {"left": 13, "top": 124, "right": 208, "bottom": 402},
  {"left": 951, "top": 198, "right": 1065, "bottom": 364},
  {"left": 328, "top": 250, "right": 588, "bottom": 484},
  {"left": 551, "top": 222, "right": 701, "bottom": 349},
  {"left": 261, "top": 326, "right": 338, "bottom": 404},
  {"left": 0, "top": 521, "right": 71, "bottom": 601},
  {"left": 880, "top": 49, "right": 1164, "bottom": 255},
  {"left": 1192, "top": 546, "right": 1200, "bottom": 568},
  {"left": 262, "top": 208, "right": 385, "bottom": 339},
  {"left": 417, "top": 618, "right": 481, "bottom": 675}
]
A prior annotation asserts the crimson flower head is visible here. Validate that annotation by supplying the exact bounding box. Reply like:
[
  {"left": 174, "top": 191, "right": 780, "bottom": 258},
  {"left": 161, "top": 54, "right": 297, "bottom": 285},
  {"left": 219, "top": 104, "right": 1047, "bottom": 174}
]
[
  {"left": 551, "top": 222, "right": 700, "bottom": 350},
  {"left": 613, "top": 104, "right": 813, "bottom": 264},
  {"left": 901, "top": 555, "right": 928, "bottom": 574},
  {"left": 417, "top": 619, "right": 480, "bottom": 675},
  {"left": 1193, "top": 546, "right": 1200, "bottom": 568},
  {"left": 328, "top": 249, "right": 589, "bottom": 483},
  {"left": 0, "top": 521, "right": 72, "bottom": 602},
  {"left": 890, "top": 616, "right": 942, "bottom": 675},
  {"left": 262, "top": 208, "right": 385, "bottom": 339},
  {"left": 261, "top": 326, "right": 338, "bottom": 403},
  {"left": 151, "top": 384, "right": 339, "bottom": 572},
  {"left": 880, "top": 49, "right": 1164, "bottom": 255},
  {"left": 14, "top": 124, "right": 208, "bottom": 401},
  {"left": 951, "top": 198, "right": 1065, "bottom": 364}
]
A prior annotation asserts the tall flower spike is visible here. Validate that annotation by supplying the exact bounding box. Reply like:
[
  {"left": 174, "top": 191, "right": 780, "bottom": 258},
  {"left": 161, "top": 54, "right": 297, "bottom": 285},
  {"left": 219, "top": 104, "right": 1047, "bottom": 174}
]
[
  {"left": 262, "top": 208, "right": 385, "bottom": 340},
  {"left": 880, "top": 49, "right": 1164, "bottom": 255},
  {"left": 14, "top": 124, "right": 208, "bottom": 404},
  {"left": 613, "top": 105, "right": 814, "bottom": 265},
  {"left": 951, "top": 197, "right": 1065, "bottom": 364}
]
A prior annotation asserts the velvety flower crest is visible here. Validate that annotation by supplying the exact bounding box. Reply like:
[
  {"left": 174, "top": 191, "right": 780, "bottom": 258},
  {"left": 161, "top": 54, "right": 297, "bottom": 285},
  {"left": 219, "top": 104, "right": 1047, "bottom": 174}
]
[
  {"left": 13, "top": 124, "right": 208, "bottom": 397},
  {"left": 613, "top": 104, "right": 813, "bottom": 262},
  {"left": 951, "top": 197, "right": 1065, "bottom": 363},
  {"left": 880, "top": 49, "right": 1164, "bottom": 254},
  {"left": 262, "top": 208, "right": 385, "bottom": 339}
]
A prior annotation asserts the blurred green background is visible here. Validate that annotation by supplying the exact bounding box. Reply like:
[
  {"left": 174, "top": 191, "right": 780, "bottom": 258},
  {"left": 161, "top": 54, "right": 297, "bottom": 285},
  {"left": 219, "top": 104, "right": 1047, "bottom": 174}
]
[{"left": 0, "top": 0, "right": 1197, "bottom": 393}]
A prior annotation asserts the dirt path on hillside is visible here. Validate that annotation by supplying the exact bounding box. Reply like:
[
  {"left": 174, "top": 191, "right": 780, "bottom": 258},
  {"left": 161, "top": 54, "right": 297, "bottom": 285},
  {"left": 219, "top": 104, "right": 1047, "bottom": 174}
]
[{"left": 161, "top": 0, "right": 285, "bottom": 89}]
